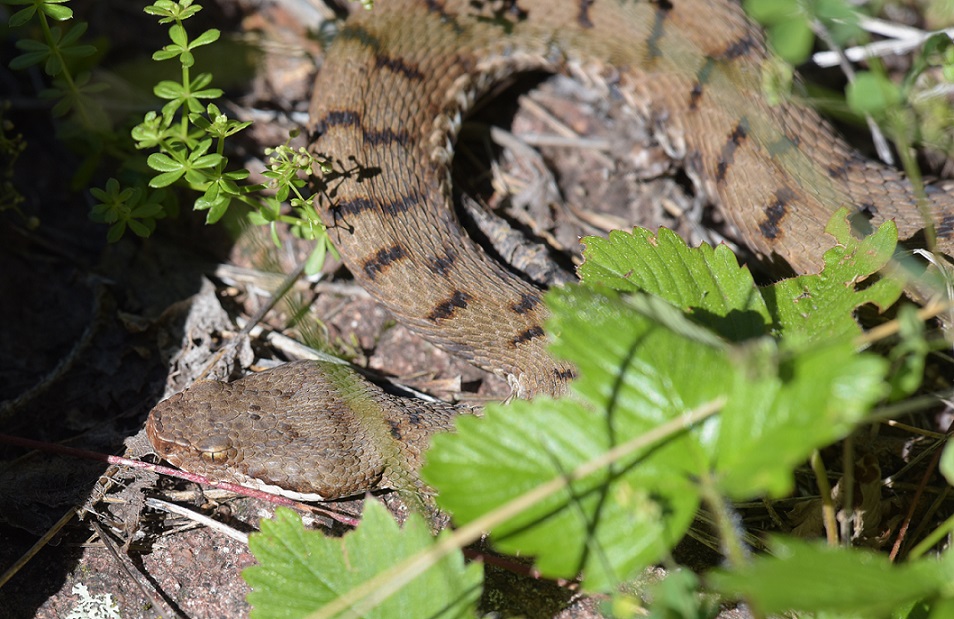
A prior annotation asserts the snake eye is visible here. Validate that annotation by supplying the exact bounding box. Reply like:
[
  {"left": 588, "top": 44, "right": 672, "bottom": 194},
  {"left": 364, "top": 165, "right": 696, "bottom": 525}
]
[{"left": 197, "top": 435, "right": 232, "bottom": 462}]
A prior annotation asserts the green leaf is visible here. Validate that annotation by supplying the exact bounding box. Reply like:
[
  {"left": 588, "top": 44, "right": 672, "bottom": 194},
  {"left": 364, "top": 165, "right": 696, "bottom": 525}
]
[
  {"left": 127, "top": 217, "right": 156, "bottom": 238},
  {"left": 153, "top": 80, "right": 184, "bottom": 100},
  {"left": 44, "top": 52, "right": 62, "bottom": 77},
  {"left": 191, "top": 28, "right": 220, "bottom": 48},
  {"left": 641, "top": 569, "right": 718, "bottom": 619},
  {"left": 846, "top": 71, "right": 903, "bottom": 117},
  {"left": 168, "top": 23, "right": 188, "bottom": 48},
  {"left": 886, "top": 305, "right": 928, "bottom": 400},
  {"left": 243, "top": 503, "right": 482, "bottom": 619},
  {"left": 152, "top": 48, "right": 180, "bottom": 62},
  {"left": 743, "top": 0, "right": 798, "bottom": 23},
  {"left": 204, "top": 194, "right": 230, "bottom": 223},
  {"left": 60, "top": 21, "right": 88, "bottom": 46},
  {"left": 40, "top": 2, "right": 72, "bottom": 20},
  {"left": 426, "top": 287, "right": 717, "bottom": 591},
  {"left": 191, "top": 153, "right": 223, "bottom": 169},
  {"left": 149, "top": 170, "right": 185, "bottom": 188},
  {"left": 743, "top": 0, "right": 814, "bottom": 64},
  {"left": 305, "top": 241, "right": 328, "bottom": 276},
  {"left": 715, "top": 338, "right": 887, "bottom": 497},
  {"left": 192, "top": 87, "right": 223, "bottom": 100},
  {"left": 709, "top": 537, "right": 954, "bottom": 617},
  {"left": 9, "top": 6, "right": 37, "bottom": 26},
  {"left": 427, "top": 396, "right": 701, "bottom": 593},
  {"left": 106, "top": 221, "right": 125, "bottom": 242},
  {"left": 580, "top": 228, "right": 770, "bottom": 341},
  {"left": 427, "top": 213, "right": 898, "bottom": 587},
  {"left": 941, "top": 440, "right": 954, "bottom": 487},
  {"left": 146, "top": 152, "right": 183, "bottom": 173},
  {"left": 767, "top": 17, "right": 814, "bottom": 65},
  {"left": 814, "top": 0, "right": 864, "bottom": 47},
  {"left": 9, "top": 49, "right": 49, "bottom": 70},
  {"left": 764, "top": 208, "right": 903, "bottom": 348}
]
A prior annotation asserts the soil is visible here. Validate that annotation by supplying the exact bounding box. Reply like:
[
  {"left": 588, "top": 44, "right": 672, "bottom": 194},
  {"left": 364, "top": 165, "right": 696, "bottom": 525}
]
[{"left": 0, "top": 1, "right": 951, "bottom": 618}]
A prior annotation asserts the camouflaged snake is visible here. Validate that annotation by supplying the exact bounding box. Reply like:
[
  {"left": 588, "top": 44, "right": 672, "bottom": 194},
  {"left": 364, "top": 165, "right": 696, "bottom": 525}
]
[{"left": 145, "top": 0, "right": 954, "bottom": 501}]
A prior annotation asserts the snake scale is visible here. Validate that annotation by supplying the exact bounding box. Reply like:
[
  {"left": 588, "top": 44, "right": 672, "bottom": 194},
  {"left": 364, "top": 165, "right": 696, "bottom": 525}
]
[{"left": 146, "top": 0, "right": 954, "bottom": 501}]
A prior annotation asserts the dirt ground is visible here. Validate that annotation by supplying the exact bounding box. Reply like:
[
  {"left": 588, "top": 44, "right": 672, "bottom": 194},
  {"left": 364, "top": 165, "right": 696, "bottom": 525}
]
[{"left": 0, "top": 0, "right": 951, "bottom": 618}]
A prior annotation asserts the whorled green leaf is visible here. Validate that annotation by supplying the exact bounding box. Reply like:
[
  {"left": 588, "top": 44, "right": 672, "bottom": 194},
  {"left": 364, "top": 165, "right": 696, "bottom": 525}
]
[
  {"left": 146, "top": 152, "right": 182, "bottom": 173},
  {"left": 153, "top": 79, "right": 184, "bottom": 100},
  {"left": 39, "top": 0, "right": 72, "bottom": 21},
  {"left": 191, "top": 28, "right": 220, "bottom": 48},
  {"left": 244, "top": 503, "right": 481, "bottom": 619},
  {"left": 9, "top": 6, "right": 38, "bottom": 27},
  {"left": 709, "top": 537, "right": 954, "bottom": 617}
]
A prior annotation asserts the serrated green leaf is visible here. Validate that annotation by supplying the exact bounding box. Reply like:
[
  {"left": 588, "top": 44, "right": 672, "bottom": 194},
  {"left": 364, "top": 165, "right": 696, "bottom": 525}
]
[
  {"left": 426, "top": 396, "right": 701, "bottom": 592},
  {"left": 426, "top": 212, "right": 896, "bottom": 580},
  {"left": 243, "top": 503, "right": 481, "bottom": 619},
  {"left": 580, "top": 228, "right": 770, "bottom": 341},
  {"left": 709, "top": 537, "right": 954, "bottom": 617},
  {"left": 425, "top": 287, "right": 718, "bottom": 591},
  {"left": 765, "top": 208, "right": 903, "bottom": 347},
  {"left": 715, "top": 339, "right": 887, "bottom": 497}
]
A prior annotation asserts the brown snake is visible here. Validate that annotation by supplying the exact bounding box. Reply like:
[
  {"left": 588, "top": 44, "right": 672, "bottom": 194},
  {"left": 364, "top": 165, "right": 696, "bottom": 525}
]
[{"left": 146, "top": 0, "right": 954, "bottom": 501}]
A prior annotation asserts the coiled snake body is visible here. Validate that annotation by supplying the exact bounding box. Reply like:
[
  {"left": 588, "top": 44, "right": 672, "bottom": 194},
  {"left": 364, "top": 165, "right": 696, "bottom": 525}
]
[{"left": 146, "top": 0, "right": 954, "bottom": 500}]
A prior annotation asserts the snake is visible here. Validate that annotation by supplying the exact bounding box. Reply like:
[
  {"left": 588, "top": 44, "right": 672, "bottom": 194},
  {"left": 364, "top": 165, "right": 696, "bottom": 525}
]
[{"left": 145, "top": 0, "right": 954, "bottom": 501}]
